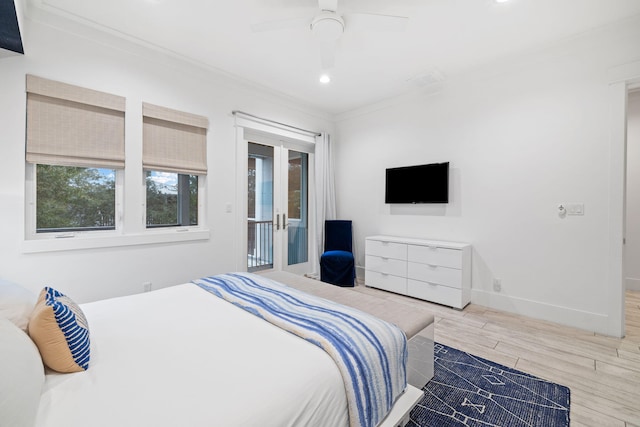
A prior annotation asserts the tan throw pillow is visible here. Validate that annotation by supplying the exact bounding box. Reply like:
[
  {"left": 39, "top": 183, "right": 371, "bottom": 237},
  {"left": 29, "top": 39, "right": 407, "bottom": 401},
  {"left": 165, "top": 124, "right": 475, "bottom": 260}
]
[{"left": 28, "top": 287, "right": 90, "bottom": 373}]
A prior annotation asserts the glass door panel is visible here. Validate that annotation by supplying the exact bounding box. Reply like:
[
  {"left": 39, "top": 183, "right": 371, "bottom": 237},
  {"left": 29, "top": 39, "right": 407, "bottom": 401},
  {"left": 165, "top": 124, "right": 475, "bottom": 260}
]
[
  {"left": 247, "top": 142, "right": 274, "bottom": 272},
  {"left": 246, "top": 140, "right": 312, "bottom": 274},
  {"left": 287, "top": 150, "right": 308, "bottom": 266}
]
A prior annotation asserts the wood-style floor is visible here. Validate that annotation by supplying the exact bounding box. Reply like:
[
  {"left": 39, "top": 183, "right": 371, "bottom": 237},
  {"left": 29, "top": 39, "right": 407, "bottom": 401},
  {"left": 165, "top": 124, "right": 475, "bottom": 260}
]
[{"left": 353, "top": 285, "right": 640, "bottom": 427}]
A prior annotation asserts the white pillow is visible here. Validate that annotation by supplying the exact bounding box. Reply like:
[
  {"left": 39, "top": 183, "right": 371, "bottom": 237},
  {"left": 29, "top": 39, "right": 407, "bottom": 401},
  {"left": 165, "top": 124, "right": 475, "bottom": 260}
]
[
  {"left": 0, "top": 279, "right": 37, "bottom": 331},
  {"left": 0, "top": 317, "right": 45, "bottom": 427}
]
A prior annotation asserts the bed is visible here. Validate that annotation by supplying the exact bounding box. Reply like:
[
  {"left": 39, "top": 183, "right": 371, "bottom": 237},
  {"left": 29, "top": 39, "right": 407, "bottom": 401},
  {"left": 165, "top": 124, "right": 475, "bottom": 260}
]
[
  {"left": 261, "top": 271, "right": 436, "bottom": 390},
  {"left": 1, "top": 272, "right": 434, "bottom": 427}
]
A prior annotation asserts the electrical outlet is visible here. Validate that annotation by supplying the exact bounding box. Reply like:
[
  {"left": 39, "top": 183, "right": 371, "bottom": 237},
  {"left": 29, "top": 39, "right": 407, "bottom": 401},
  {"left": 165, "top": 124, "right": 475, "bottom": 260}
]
[
  {"left": 143, "top": 281, "right": 152, "bottom": 292},
  {"left": 493, "top": 278, "right": 502, "bottom": 292}
]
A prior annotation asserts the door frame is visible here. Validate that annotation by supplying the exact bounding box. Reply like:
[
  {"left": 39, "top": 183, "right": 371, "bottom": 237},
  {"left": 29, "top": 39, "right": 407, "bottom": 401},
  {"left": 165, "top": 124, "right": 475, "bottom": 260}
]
[
  {"left": 607, "top": 60, "right": 640, "bottom": 338},
  {"left": 234, "top": 118, "right": 317, "bottom": 274}
]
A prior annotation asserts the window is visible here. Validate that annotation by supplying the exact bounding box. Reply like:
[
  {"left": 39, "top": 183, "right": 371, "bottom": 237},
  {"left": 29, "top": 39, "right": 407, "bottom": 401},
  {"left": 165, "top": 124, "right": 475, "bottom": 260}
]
[
  {"left": 23, "top": 76, "right": 211, "bottom": 250},
  {"left": 146, "top": 171, "right": 198, "bottom": 227},
  {"left": 25, "top": 75, "right": 125, "bottom": 238},
  {"left": 142, "top": 102, "right": 208, "bottom": 229},
  {"left": 36, "top": 165, "right": 116, "bottom": 232}
]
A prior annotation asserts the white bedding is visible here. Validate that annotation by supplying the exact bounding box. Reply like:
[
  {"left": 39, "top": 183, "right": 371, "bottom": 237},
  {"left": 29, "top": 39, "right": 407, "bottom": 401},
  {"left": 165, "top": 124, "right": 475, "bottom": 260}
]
[{"left": 35, "top": 283, "right": 349, "bottom": 427}]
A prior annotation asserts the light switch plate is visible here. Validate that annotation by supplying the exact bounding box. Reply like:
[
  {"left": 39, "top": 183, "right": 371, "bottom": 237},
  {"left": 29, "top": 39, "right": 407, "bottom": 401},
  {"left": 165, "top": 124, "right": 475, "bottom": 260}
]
[{"left": 566, "top": 203, "right": 584, "bottom": 215}]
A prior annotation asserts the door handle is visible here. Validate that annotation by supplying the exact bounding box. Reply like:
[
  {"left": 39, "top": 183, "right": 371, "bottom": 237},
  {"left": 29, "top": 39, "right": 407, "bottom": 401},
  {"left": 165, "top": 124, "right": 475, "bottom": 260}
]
[
  {"left": 283, "top": 213, "right": 287, "bottom": 230},
  {"left": 275, "top": 214, "right": 280, "bottom": 230}
]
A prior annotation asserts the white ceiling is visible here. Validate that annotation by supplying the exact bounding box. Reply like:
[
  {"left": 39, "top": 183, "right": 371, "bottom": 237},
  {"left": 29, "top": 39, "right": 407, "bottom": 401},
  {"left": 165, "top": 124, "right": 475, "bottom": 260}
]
[{"left": 30, "top": 0, "right": 640, "bottom": 115}]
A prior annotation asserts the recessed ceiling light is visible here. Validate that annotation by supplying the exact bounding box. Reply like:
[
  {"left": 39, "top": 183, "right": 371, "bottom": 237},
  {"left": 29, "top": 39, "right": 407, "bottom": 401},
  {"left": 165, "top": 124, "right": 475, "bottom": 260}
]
[
  {"left": 319, "top": 74, "right": 331, "bottom": 84},
  {"left": 494, "top": 0, "right": 510, "bottom": 3}
]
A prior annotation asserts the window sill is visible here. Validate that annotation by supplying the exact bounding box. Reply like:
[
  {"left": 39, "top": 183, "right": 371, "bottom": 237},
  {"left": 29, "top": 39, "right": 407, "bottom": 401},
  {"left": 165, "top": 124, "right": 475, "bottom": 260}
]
[{"left": 22, "top": 228, "right": 210, "bottom": 253}]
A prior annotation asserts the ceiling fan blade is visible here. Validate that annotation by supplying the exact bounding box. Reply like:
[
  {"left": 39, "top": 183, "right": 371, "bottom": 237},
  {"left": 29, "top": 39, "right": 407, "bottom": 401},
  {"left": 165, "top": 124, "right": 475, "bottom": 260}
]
[
  {"left": 318, "top": 0, "right": 338, "bottom": 12},
  {"left": 344, "top": 13, "right": 408, "bottom": 32},
  {"left": 319, "top": 41, "right": 336, "bottom": 69},
  {"left": 251, "top": 17, "right": 309, "bottom": 33}
]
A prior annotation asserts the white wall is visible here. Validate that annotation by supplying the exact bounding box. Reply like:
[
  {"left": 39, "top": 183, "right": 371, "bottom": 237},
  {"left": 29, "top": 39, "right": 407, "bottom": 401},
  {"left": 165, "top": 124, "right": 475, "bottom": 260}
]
[
  {"left": 334, "top": 16, "right": 640, "bottom": 336},
  {"left": 626, "top": 91, "right": 640, "bottom": 291},
  {"left": 0, "top": 10, "right": 332, "bottom": 303}
]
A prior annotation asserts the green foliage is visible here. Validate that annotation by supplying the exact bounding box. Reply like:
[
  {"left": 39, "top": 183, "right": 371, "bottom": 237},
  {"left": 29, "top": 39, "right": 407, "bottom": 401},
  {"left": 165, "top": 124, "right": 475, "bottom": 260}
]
[
  {"left": 36, "top": 167, "right": 199, "bottom": 231},
  {"left": 36, "top": 165, "right": 115, "bottom": 231},
  {"left": 189, "top": 175, "right": 198, "bottom": 225},
  {"left": 145, "top": 174, "right": 176, "bottom": 226}
]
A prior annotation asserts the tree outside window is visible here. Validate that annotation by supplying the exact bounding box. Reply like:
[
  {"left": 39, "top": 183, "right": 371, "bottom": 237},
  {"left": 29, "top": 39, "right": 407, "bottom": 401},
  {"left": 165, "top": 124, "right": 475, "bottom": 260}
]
[{"left": 36, "top": 164, "right": 115, "bottom": 232}]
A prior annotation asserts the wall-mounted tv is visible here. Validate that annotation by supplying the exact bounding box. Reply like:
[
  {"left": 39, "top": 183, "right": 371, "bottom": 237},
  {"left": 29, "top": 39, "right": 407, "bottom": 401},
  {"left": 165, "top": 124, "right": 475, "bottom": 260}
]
[{"left": 385, "top": 162, "right": 449, "bottom": 204}]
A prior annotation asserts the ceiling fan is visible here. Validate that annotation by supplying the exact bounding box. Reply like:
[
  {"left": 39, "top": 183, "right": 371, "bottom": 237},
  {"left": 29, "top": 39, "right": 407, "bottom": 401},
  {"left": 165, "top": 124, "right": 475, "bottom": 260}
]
[{"left": 251, "top": 0, "right": 409, "bottom": 69}]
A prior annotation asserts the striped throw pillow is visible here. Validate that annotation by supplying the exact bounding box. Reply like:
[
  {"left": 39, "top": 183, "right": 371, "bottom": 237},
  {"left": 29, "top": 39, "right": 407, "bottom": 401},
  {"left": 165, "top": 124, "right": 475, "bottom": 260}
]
[{"left": 28, "top": 287, "right": 90, "bottom": 373}]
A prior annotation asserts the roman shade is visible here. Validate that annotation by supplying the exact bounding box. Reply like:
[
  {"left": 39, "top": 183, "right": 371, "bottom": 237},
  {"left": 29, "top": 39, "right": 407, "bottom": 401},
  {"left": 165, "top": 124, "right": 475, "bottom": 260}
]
[
  {"left": 25, "top": 75, "right": 126, "bottom": 169},
  {"left": 142, "top": 102, "right": 208, "bottom": 175}
]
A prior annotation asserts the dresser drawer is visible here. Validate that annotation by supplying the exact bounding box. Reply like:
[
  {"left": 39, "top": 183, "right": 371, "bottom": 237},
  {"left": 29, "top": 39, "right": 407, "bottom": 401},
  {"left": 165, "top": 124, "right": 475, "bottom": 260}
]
[
  {"left": 365, "top": 271, "right": 407, "bottom": 295},
  {"left": 366, "top": 255, "right": 407, "bottom": 277},
  {"left": 366, "top": 239, "right": 407, "bottom": 261},
  {"left": 407, "top": 279, "right": 463, "bottom": 309},
  {"left": 408, "top": 245, "right": 462, "bottom": 269},
  {"left": 407, "top": 262, "right": 462, "bottom": 289},
  {"left": 365, "top": 235, "right": 471, "bottom": 309}
]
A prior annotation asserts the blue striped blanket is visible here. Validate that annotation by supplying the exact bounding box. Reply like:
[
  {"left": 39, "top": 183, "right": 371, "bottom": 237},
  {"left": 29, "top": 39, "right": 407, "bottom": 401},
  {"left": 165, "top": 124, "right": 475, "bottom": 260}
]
[{"left": 193, "top": 273, "right": 407, "bottom": 427}]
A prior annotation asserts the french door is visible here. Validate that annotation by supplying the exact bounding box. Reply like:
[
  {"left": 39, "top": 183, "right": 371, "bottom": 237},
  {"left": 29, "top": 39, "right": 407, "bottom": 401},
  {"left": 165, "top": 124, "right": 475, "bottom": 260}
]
[{"left": 247, "top": 141, "right": 312, "bottom": 274}]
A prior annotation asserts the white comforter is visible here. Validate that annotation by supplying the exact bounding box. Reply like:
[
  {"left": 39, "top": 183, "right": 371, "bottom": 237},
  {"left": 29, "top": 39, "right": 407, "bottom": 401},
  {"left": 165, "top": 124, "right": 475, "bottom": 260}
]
[{"left": 35, "top": 284, "right": 349, "bottom": 427}]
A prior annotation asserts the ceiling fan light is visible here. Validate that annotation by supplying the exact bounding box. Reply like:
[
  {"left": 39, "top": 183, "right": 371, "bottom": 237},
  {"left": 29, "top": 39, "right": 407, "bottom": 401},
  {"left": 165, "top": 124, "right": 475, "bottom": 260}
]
[{"left": 311, "top": 12, "right": 345, "bottom": 42}]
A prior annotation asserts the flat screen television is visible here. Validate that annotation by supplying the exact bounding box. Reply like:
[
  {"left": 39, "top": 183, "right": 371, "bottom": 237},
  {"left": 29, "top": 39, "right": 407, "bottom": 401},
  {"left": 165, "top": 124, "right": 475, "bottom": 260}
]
[{"left": 385, "top": 162, "right": 449, "bottom": 204}]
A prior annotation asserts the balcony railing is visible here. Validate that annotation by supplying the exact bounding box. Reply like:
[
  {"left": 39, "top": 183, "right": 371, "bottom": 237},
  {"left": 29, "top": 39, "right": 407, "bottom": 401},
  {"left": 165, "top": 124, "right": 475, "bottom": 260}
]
[
  {"left": 247, "top": 219, "right": 273, "bottom": 271},
  {"left": 247, "top": 219, "right": 308, "bottom": 271}
]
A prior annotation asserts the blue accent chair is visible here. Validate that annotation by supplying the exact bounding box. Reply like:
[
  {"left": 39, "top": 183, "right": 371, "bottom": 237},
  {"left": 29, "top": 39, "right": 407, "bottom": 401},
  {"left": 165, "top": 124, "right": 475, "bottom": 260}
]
[{"left": 320, "top": 220, "right": 356, "bottom": 287}]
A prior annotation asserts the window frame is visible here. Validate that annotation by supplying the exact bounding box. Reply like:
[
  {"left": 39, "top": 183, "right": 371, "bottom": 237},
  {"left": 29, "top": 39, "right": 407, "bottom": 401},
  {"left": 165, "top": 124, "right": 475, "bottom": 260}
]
[
  {"left": 23, "top": 164, "right": 209, "bottom": 253},
  {"left": 24, "top": 162, "right": 124, "bottom": 240},
  {"left": 22, "top": 77, "right": 210, "bottom": 253},
  {"left": 143, "top": 171, "right": 206, "bottom": 231},
  {"left": 35, "top": 164, "right": 120, "bottom": 233}
]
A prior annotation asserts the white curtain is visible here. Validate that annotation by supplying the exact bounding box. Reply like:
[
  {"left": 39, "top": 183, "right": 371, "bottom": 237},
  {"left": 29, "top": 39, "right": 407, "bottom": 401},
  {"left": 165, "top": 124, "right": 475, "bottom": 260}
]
[{"left": 314, "top": 132, "right": 336, "bottom": 273}]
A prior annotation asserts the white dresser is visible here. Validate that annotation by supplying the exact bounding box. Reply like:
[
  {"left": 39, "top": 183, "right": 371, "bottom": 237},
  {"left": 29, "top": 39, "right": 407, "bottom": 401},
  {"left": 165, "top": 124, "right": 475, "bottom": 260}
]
[{"left": 365, "top": 235, "right": 471, "bottom": 309}]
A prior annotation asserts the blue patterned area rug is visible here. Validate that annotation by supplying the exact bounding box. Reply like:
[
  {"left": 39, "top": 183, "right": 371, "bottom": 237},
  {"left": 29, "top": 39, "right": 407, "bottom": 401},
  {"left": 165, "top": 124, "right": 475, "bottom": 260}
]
[{"left": 408, "top": 343, "right": 570, "bottom": 427}]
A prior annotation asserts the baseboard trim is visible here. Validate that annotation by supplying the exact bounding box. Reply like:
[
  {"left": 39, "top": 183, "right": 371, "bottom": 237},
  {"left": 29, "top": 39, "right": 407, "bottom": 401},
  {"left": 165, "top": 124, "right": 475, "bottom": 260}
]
[
  {"left": 471, "top": 289, "right": 612, "bottom": 336},
  {"left": 626, "top": 278, "right": 640, "bottom": 291}
]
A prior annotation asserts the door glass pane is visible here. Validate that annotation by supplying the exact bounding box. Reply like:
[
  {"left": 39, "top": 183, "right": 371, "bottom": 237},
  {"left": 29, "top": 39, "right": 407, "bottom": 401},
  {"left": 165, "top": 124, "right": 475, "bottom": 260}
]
[
  {"left": 287, "top": 150, "right": 308, "bottom": 265},
  {"left": 247, "top": 143, "right": 273, "bottom": 271}
]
